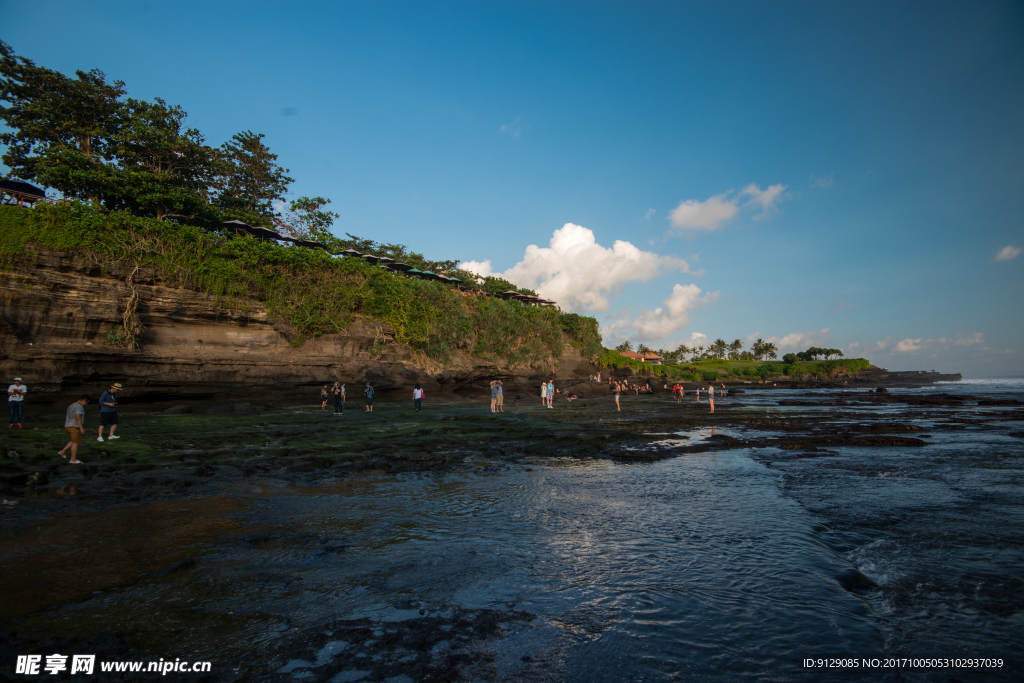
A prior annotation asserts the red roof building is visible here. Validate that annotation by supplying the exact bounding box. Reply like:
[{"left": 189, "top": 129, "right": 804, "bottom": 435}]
[{"left": 620, "top": 350, "right": 664, "bottom": 365}]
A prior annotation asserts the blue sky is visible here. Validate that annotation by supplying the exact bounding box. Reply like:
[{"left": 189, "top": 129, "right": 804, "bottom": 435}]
[{"left": 4, "top": 0, "right": 1023, "bottom": 376}]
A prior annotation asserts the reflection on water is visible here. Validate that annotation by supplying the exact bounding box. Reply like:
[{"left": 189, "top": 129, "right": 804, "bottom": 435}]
[{"left": 1, "top": 383, "right": 1021, "bottom": 681}]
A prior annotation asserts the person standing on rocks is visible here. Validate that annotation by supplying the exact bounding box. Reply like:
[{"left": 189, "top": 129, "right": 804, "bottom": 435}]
[
  {"left": 413, "top": 384, "right": 423, "bottom": 412},
  {"left": 97, "top": 383, "right": 122, "bottom": 442},
  {"left": 364, "top": 383, "right": 374, "bottom": 413},
  {"left": 490, "top": 380, "right": 499, "bottom": 413},
  {"left": 611, "top": 379, "right": 622, "bottom": 412},
  {"left": 58, "top": 395, "right": 89, "bottom": 464},
  {"left": 333, "top": 382, "right": 345, "bottom": 415},
  {"left": 7, "top": 377, "right": 26, "bottom": 428},
  {"left": 708, "top": 383, "right": 715, "bottom": 414},
  {"left": 320, "top": 385, "right": 329, "bottom": 410},
  {"left": 540, "top": 381, "right": 547, "bottom": 407},
  {"left": 546, "top": 380, "right": 555, "bottom": 408},
  {"left": 496, "top": 380, "right": 504, "bottom": 413}
]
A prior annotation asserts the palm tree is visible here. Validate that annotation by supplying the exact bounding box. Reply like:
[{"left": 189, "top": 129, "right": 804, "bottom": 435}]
[
  {"left": 675, "top": 343, "right": 690, "bottom": 360},
  {"left": 638, "top": 343, "right": 653, "bottom": 354},
  {"left": 616, "top": 341, "right": 633, "bottom": 352},
  {"left": 751, "top": 338, "right": 766, "bottom": 360},
  {"left": 765, "top": 342, "right": 778, "bottom": 360},
  {"left": 712, "top": 339, "right": 728, "bottom": 359},
  {"left": 729, "top": 339, "right": 744, "bottom": 360}
]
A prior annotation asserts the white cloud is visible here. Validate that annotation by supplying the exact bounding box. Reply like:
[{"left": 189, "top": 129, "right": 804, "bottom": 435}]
[
  {"left": 741, "top": 183, "right": 787, "bottom": 221},
  {"left": 874, "top": 337, "right": 893, "bottom": 351},
  {"left": 459, "top": 223, "right": 692, "bottom": 313},
  {"left": 668, "top": 183, "right": 788, "bottom": 234},
  {"left": 995, "top": 245, "right": 1020, "bottom": 262},
  {"left": 459, "top": 259, "right": 494, "bottom": 278},
  {"left": 601, "top": 286, "right": 718, "bottom": 344},
  {"left": 500, "top": 115, "right": 529, "bottom": 138},
  {"left": 954, "top": 332, "right": 984, "bottom": 346},
  {"left": 764, "top": 328, "right": 830, "bottom": 352},
  {"left": 668, "top": 193, "right": 739, "bottom": 233},
  {"left": 645, "top": 208, "right": 655, "bottom": 220},
  {"left": 631, "top": 284, "right": 719, "bottom": 341},
  {"left": 810, "top": 173, "right": 834, "bottom": 188},
  {"left": 896, "top": 338, "right": 923, "bottom": 352}
]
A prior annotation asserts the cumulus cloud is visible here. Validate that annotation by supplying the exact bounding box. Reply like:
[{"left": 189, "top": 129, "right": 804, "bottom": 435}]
[
  {"left": 668, "top": 193, "right": 739, "bottom": 233},
  {"left": 764, "top": 328, "right": 830, "bottom": 352},
  {"left": 601, "top": 285, "right": 718, "bottom": 344},
  {"left": 896, "top": 338, "right": 923, "bottom": 352},
  {"left": 459, "top": 223, "right": 692, "bottom": 313},
  {"left": 995, "top": 245, "right": 1020, "bottom": 262},
  {"left": 645, "top": 208, "right": 655, "bottom": 220},
  {"left": 668, "top": 183, "right": 788, "bottom": 234}
]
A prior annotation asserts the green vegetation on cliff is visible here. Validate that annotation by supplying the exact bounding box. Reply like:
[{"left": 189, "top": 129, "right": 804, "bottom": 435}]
[
  {"left": 0, "top": 203, "right": 602, "bottom": 365},
  {"left": 658, "top": 358, "right": 871, "bottom": 382}
]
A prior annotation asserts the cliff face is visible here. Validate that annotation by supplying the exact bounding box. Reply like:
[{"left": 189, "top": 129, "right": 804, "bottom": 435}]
[{"left": 0, "top": 247, "right": 597, "bottom": 401}]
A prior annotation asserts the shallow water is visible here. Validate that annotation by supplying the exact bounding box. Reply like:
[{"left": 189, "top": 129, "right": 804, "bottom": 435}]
[{"left": 3, "top": 383, "right": 1022, "bottom": 681}]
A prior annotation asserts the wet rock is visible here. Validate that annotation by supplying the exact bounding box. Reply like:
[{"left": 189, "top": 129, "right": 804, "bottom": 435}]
[
  {"left": 164, "top": 405, "right": 192, "bottom": 414},
  {"left": 159, "top": 557, "right": 197, "bottom": 575},
  {"left": 835, "top": 568, "right": 877, "bottom": 591},
  {"left": 978, "top": 399, "right": 1022, "bottom": 406}
]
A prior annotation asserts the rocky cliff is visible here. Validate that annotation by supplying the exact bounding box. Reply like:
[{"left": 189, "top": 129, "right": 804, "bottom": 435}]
[{"left": 0, "top": 246, "right": 597, "bottom": 402}]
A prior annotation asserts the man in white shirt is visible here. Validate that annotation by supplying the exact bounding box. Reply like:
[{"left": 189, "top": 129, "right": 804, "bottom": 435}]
[{"left": 7, "top": 377, "right": 26, "bottom": 428}]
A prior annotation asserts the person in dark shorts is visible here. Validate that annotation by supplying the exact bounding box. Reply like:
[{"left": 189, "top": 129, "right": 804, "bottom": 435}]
[
  {"left": 59, "top": 395, "right": 89, "bottom": 464},
  {"left": 7, "top": 377, "right": 26, "bottom": 428},
  {"left": 413, "top": 384, "right": 423, "bottom": 412},
  {"left": 364, "top": 383, "right": 374, "bottom": 412},
  {"left": 97, "top": 383, "right": 122, "bottom": 442},
  {"left": 320, "top": 385, "right": 329, "bottom": 410},
  {"left": 333, "top": 382, "right": 345, "bottom": 415}
]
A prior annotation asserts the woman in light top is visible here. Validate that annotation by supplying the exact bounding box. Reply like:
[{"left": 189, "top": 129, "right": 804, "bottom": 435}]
[
  {"left": 546, "top": 380, "right": 555, "bottom": 408},
  {"left": 540, "top": 381, "right": 547, "bottom": 407},
  {"left": 708, "top": 383, "right": 715, "bottom": 414}
]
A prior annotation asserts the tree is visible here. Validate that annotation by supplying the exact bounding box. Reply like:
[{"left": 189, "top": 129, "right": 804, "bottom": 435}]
[
  {"left": 0, "top": 40, "right": 126, "bottom": 205},
  {"left": 217, "top": 130, "right": 293, "bottom": 225},
  {"left": 783, "top": 353, "right": 798, "bottom": 364},
  {"left": 108, "top": 97, "right": 221, "bottom": 222},
  {"left": 728, "top": 339, "right": 744, "bottom": 360},
  {"left": 712, "top": 338, "right": 728, "bottom": 359},
  {"left": 616, "top": 341, "right": 633, "bottom": 353},
  {"left": 274, "top": 196, "right": 340, "bottom": 244},
  {"left": 764, "top": 342, "right": 778, "bottom": 360},
  {"left": 675, "top": 343, "right": 691, "bottom": 360},
  {"left": 637, "top": 344, "right": 653, "bottom": 354},
  {"left": 751, "top": 338, "right": 766, "bottom": 360}
]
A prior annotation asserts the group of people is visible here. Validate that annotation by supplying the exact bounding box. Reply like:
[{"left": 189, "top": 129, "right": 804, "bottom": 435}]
[
  {"left": 54, "top": 383, "right": 122, "bottom": 465},
  {"left": 319, "top": 382, "right": 415, "bottom": 414}
]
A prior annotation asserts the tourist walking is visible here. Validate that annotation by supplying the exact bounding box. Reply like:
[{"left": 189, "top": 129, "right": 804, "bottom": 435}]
[
  {"left": 58, "top": 395, "right": 89, "bottom": 464},
  {"left": 7, "top": 377, "right": 26, "bottom": 428},
  {"left": 490, "top": 380, "right": 499, "bottom": 413},
  {"left": 364, "top": 383, "right": 374, "bottom": 412},
  {"left": 413, "top": 384, "right": 424, "bottom": 412},
  {"left": 97, "top": 383, "right": 122, "bottom": 442},
  {"left": 546, "top": 380, "right": 555, "bottom": 408},
  {"left": 708, "top": 383, "right": 715, "bottom": 414},
  {"left": 496, "top": 380, "right": 504, "bottom": 412},
  {"left": 333, "top": 382, "right": 345, "bottom": 414},
  {"left": 612, "top": 379, "right": 621, "bottom": 412},
  {"left": 320, "top": 385, "right": 329, "bottom": 410}
]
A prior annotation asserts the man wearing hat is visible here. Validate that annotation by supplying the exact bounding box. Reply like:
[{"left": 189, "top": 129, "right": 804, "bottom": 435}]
[
  {"left": 7, "top": 377, "right": 26, "bottom": 428},
  {"left": 97, "top": 383, "right": 123, "bottom": 442}
]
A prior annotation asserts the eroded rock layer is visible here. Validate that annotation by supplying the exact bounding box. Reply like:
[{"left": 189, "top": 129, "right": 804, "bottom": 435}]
[{"left": 1, "top": 247, "right": 597, "bottom": 401}]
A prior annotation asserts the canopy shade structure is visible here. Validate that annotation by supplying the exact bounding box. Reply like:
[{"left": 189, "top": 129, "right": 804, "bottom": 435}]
[
  {"left": 376, "top": 256, "right": 395, "bottom": 263},
  {"left": 386, "top": 262, "right": 414, "bottom": 271},
  {"left": 361, "top": 255, "right": 381, "bottom": 264},
  {"left": 292, "top": 239, "right": 327, "bottom": 251},
  {"left": 448, "top": 277, "right": 463, "bottom": 283},
  {"left": 220, "top": 220, "right": 284, "bottom": 241},
  {"left": 418, "top": 271, "right": 437, "bottom": 278},
  {"left": 0, "top": 179, "right": 45, "bottom": 198},
  {"left": 500, "top": 290, "right": 520, "bottom": 297},
  {"left": 405, "top": 268, "right": 423, "bottom": 275},
  {"left": 436, "top": 274, "right": 452, "bottom": 282},
  {"left": 339, "top": 248, "right": 362, "bottom": 256}
]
